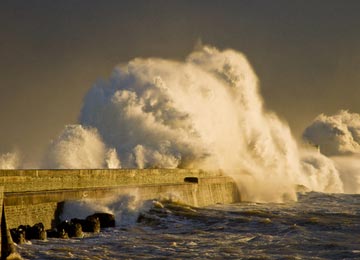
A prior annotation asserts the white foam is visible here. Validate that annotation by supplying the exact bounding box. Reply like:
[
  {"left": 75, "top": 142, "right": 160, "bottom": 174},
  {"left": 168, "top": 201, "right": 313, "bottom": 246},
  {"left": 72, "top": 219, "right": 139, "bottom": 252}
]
[
  {"left": 76, "top": 45, "right": 345, "bottom": 201},
  {"left": 0, "top": 151, "right": 20, "bottom": 169},
  {"left": 44, "top": 124, "right": 120, "bottom": 169}
]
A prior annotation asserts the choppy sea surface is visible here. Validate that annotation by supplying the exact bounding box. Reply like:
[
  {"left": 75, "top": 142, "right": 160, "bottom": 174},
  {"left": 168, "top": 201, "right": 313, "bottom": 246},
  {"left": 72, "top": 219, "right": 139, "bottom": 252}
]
[{"left": 17, "top": 192, "right": 360, "bottom": 259}]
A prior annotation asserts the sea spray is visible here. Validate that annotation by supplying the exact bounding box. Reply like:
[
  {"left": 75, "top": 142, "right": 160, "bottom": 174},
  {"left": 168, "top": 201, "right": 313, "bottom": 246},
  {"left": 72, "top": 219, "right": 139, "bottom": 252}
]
[
  {"left": 44, "top": 125, "right": 120, "bottom": 169},
  {"left": 331, "top": 155, "right": 360, "bottom": 193},
  {"left": 2, "top": 45, "right": 350, "bottom": 201},
  {"left": 303, "top": 110, "right": 360, "bottom": 156},
  {"left": 61, "top": 192, "right": 153, "bottom": 227},
  {"left": 0, "top": 151, "right": 20, "bottom": 169},
  {"left": 299, "top": 149, "right": 343, "bottom": 193},
  {"left": 77, "top": 45, "right": 344, "bottom": 201},
  {"left": 303, "top": 110, "right": 360, "bottom": 193}
]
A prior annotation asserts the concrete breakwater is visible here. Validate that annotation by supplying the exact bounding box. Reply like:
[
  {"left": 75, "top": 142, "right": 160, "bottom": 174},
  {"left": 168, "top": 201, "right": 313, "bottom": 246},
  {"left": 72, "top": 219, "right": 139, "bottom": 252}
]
[{"left": 0, "top": 169, "right": 240, "bottom": 230}]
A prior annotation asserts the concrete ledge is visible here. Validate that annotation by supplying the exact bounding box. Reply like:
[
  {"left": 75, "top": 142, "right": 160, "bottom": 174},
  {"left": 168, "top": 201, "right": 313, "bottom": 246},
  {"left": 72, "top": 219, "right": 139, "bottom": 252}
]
[{"left": 0, "top": 169, "right": 223, "bottom": 193}]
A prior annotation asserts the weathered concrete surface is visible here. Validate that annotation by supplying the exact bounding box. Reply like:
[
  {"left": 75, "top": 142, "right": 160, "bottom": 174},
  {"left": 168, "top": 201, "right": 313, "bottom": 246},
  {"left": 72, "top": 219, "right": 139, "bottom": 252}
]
[
  {"left": 0, "top": 169, "right": 218, "bottom": 192},
  {"left": 0, "top": 169, "right": 240, "bottom": 229}
]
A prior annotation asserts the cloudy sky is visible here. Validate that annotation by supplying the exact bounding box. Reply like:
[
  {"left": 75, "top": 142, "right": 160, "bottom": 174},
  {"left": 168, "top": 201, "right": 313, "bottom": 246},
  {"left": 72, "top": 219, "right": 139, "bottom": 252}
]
[{"left": 1, "top": 0, "right": 360, "bottom": 165}]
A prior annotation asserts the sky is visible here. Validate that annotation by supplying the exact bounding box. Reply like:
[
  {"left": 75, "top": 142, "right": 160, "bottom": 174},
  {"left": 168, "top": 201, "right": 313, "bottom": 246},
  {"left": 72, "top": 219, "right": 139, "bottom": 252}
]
[{"left": 1, "top": 0, "right": 360, "bottom": 165}]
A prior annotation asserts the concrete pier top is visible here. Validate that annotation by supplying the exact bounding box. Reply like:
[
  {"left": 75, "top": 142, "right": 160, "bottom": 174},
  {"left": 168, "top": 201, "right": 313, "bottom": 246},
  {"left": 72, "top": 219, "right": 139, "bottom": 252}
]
[{"left": 0, "top": 169, "right": 223, "bottom": 193}]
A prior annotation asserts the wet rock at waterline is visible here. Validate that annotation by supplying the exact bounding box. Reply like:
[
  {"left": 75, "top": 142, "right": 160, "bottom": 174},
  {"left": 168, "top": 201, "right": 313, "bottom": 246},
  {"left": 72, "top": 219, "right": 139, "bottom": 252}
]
[
  {"left": 10, "top": 223, "right": 47, "bottom": 244},
  {"left": 10, "top": 227, "right": 26, "bottom": 244},
  {"left": 10, "top": 212, "right": 115, "bottom": 243},
  {"left": 88, "top": 213, "right": 116, "bottom": 228},
  {"left": 72, "top": 215, "right": 101, "bottom": 233},
  {"left": 54, "top": 220, "right": 84, "bottom": 238}
]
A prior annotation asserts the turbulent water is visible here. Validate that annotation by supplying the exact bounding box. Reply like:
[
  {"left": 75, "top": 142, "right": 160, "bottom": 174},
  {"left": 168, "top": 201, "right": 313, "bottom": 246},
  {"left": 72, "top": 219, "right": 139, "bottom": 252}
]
[{"left": 17, "top": 192, "right": 360, "bottom": 260}]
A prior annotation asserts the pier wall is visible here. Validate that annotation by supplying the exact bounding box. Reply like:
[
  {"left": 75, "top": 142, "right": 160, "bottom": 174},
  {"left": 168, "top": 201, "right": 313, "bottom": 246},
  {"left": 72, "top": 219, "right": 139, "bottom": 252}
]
[{"left": 0, "top": 169, "right": 240, "bottom": 229}]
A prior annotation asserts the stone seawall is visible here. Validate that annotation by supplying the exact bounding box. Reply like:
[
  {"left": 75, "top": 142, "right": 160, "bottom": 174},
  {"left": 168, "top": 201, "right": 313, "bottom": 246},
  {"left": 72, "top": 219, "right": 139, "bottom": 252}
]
[
  {"left": 0, "top": 169, "right": 240, "bottom": 229},
  {"left": 0, "top": 169, "right": 215, "bottom": 192}
]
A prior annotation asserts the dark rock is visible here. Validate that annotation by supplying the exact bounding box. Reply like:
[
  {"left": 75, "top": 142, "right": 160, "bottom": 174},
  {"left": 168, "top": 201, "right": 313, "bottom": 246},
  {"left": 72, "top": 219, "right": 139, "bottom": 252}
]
[
  {"left": 18, "top": 225, "right": 31, "bottom": 240},
  {"left": 87, "top": 213, "right": 115, "bottom": 228},
  {"left": 55, "top": 221, "right": 70, "bottom": 239},
  {"left": 10, "top": 227, "right": 26, "bottom": 244},
  {"left": 85, "top": 215, "right": 101, "bottom": 233},
  {"left": 68, "top": 223, "right": 83, "bottom": 238},
  {"left": 46, "top": 229, "right": 59, "bottom": 238},
  {"left": 58, "top": 229, "right": 69, "bottom": 239},
  {"left": 72, "top": 216, "right": 100, "bottom": 233},
  {"left": 56, "top": 220, "right": 84, "bottom": 238},
  {"left": 19, "top": 223, "right": 47, "bottom": 240},
  {"left": 29, "top": 223, "right": 47, "bottom": 240}
]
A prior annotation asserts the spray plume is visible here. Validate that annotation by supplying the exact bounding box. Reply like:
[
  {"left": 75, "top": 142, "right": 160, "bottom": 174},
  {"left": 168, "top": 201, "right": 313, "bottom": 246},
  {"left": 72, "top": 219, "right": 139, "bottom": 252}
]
[
  {"left": 1, "top": 45, "right": 352, "bottom": 201},
  {"left": 0, "top": 151, "right": 20, "bottom": 169},
  {"left": 74, "top": 45, "right": 344, "bottom": 202},
  {"left": 303, "top": 110, "right": 360, "bottom": 156},
  {"left": 303, "top": 110, "right": 360, "bottom": 193},
  {"left": 44, "top": 125, "right": 120, "bottom": 169}
]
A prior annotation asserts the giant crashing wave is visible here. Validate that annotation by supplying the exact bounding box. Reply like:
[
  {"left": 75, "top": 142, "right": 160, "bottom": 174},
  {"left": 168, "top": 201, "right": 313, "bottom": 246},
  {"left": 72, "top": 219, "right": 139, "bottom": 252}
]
[
  {"left": 48, "top": 45, "right": 345, "bottom": 201},
  {"left": 1, "top": 45, "right": 356, "bottom": 202}
]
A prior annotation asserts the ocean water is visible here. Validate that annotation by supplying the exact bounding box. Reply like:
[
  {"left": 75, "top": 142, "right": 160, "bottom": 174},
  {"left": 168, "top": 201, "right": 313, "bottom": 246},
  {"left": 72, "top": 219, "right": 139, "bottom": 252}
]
[{"left": 17, "top": 192, "right": 360, "bottom": 259}]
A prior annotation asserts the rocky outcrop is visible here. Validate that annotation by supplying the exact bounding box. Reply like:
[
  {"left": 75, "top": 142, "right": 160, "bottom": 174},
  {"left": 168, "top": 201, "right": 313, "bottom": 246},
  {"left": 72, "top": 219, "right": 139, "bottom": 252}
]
[
  {"left": 71, "top": 215, "right": 100, "bottom": 233},
  {"left": 53, "top": 221, "right": 84, "bottom": 238},
  {"left": 46, "top": 212, "right": 115, "bottom": 239},
  {"left": 87, "top": 213, "right": 115, "bottom": 228},
  {"left": 10, "top": 223, "right": 47, "bottom": 244}
]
